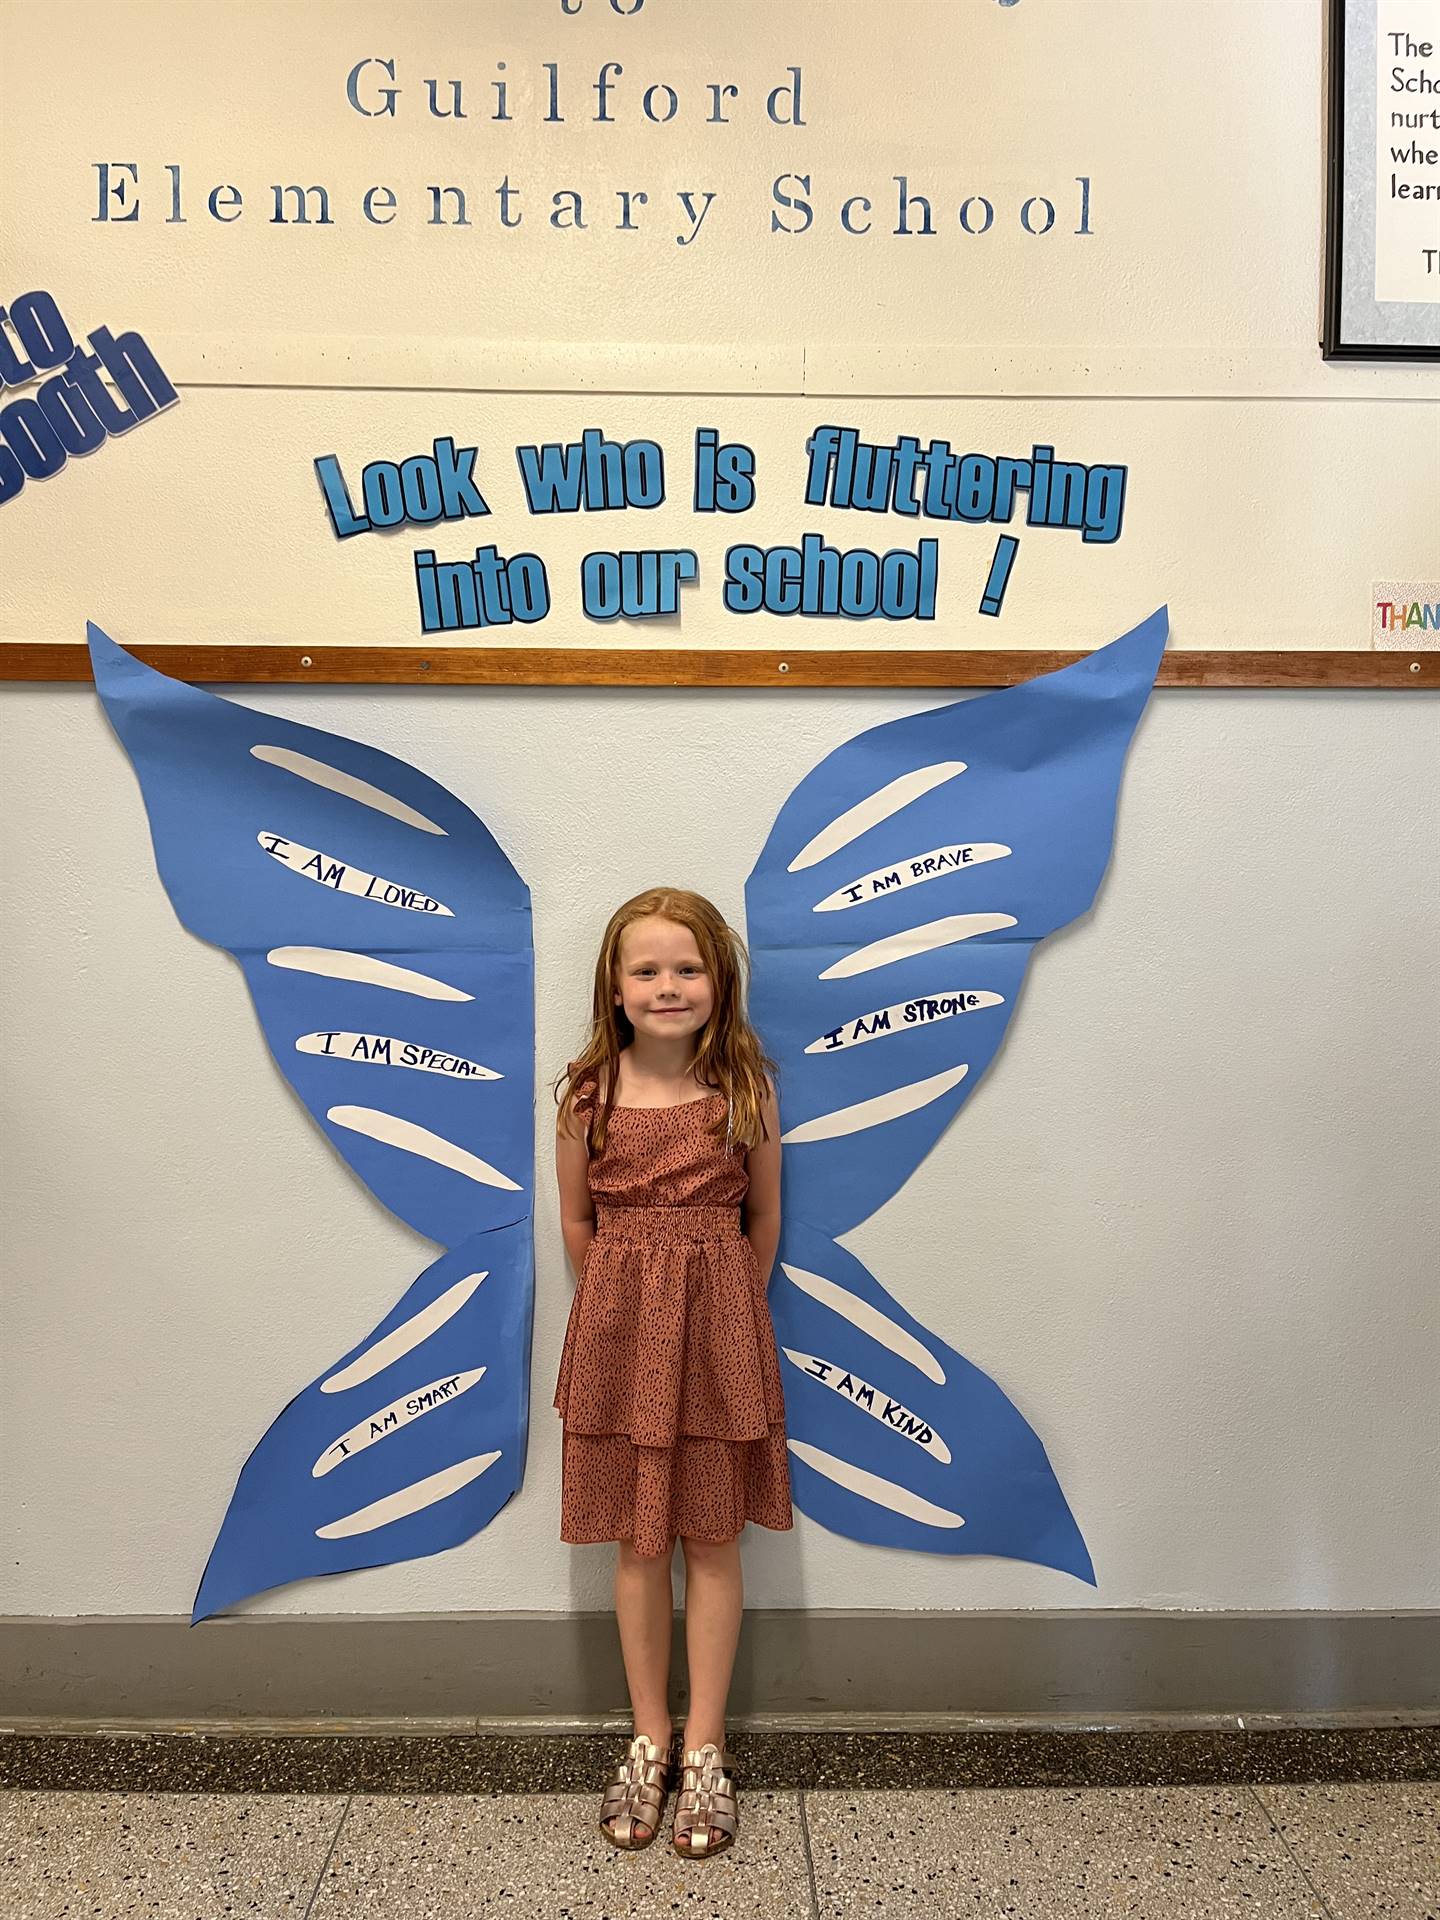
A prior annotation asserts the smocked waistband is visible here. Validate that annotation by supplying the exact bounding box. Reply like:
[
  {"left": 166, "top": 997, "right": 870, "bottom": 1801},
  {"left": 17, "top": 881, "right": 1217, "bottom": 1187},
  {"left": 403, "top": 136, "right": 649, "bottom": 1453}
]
[{"left": 593, "top": 1203, "right": 743, "bottom": 1242}]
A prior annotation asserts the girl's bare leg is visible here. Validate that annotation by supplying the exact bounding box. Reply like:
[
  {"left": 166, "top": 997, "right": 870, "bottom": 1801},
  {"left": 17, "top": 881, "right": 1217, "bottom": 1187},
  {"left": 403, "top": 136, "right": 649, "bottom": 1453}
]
[
  {"left": 610, "top": 1536, "right": 676, "bottom": 1842},
  {"left": 679, "top": 1534, "right": 744, "bottom": 1848}
]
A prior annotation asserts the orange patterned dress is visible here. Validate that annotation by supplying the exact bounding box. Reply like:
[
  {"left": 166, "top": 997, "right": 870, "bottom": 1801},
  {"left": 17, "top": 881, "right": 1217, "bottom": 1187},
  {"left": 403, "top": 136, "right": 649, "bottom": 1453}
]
[{"left": 553, "top": 1077, "right": 794, "bottom": 1556}]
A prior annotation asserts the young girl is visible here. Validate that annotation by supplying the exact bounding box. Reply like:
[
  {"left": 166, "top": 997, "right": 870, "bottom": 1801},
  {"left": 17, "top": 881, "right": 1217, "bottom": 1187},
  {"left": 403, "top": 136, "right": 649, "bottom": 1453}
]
[{"left": 552, "top": 887, "right": 793, "bottom": 1858}]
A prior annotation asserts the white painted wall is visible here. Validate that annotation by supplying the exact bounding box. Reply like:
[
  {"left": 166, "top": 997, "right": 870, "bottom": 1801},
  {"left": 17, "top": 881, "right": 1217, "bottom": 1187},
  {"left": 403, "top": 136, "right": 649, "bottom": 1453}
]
[
  {"left": 2, "top": 682, "right": 1436, "bottom": 1617},
  {"left": 2, "top": 0, "right": 1437, "bottom": 1623}
]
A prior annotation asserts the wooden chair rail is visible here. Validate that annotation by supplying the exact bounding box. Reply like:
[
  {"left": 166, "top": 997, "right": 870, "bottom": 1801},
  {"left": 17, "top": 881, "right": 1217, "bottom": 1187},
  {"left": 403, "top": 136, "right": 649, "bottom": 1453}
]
[{"left": 1, "top": 644, "right": 1435, "bottom": 689}]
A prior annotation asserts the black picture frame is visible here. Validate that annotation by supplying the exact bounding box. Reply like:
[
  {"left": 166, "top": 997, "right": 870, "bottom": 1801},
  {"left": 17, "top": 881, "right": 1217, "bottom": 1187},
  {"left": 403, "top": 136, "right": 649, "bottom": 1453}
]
[{"left": 1323, "top": 0, "right": 1440, "bottom": 360}]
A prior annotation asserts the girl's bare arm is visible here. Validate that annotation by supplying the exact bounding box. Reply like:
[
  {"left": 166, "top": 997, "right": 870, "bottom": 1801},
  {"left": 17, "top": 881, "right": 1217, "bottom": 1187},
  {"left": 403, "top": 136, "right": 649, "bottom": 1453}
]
[
  {"left": 555, "top": 1097, "right": 596, "bottom": 1282},
  {"left": 741, "top": 1078, "right": 782, "bottom": 1286}
]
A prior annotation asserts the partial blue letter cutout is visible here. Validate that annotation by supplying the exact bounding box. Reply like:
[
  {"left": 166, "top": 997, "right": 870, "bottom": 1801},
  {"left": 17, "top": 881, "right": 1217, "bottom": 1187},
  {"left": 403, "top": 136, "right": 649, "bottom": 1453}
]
[
  {"left": 87, "top": 625, "right": 535, "bottom": 1621},
  {"left": 745, "top": 608, "right": 1169, "bottom": 1583}
]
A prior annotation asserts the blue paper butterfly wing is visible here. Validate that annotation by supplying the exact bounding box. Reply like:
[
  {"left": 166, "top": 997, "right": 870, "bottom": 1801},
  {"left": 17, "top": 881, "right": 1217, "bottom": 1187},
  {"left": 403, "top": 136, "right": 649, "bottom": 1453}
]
[
  {"left": 747, "top": 610, "right": 1168, "bottom": 1237},
  {"left": 191, "top": 1223, "right": 533, "bottom": 1622},
  {"left": 745, "top": 611, "right": 1167, "bottom": 1580},
  {"left": 769, "top": 1224, "right": 1094, "bottom": 1580},
  {"left": 88, "top": 624, "right": 533, "bottom": 1244},
  {"left": 87, "top": 624, "right": 536, "bottom": 1617}
]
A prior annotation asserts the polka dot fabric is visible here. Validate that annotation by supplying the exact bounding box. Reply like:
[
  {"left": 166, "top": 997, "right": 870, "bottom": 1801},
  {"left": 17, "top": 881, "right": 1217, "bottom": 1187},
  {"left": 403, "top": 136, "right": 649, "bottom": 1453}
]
[{"left": 553, "top": 1078, "right": 794, "bottom": 1556}]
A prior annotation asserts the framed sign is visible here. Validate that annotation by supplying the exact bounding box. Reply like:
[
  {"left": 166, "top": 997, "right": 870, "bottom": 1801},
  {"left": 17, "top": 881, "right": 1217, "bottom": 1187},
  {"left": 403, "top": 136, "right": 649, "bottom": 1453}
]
[{"left": 1324, "top": 0, "right": 1440, "bottom": 358}]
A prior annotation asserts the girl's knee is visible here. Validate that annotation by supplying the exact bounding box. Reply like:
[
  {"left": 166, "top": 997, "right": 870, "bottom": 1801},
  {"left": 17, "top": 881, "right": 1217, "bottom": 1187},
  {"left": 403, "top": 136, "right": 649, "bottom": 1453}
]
[
  {"left": 618, "top": 1535, "right": 675, "bottom": 1568},
  {"left": 679, "top": 1532, "right": 738, "bottom": 1562}
]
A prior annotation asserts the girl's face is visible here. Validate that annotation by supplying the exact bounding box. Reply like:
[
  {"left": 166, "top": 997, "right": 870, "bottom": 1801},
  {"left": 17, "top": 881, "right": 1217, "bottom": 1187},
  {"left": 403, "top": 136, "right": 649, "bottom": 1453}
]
[{"left": 613, "top": 915, "right": 716, "bottom": 1046}]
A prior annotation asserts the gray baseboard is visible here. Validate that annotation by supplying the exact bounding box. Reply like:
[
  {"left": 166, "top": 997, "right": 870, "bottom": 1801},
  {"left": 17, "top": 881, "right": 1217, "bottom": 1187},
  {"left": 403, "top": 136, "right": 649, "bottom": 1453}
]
[
  {"left": 4, "top": 1611, "right": 1438, "bottom": 1724},
  {"left": 11, "top": 1605, "right": 1440, "bottom": 1728}
]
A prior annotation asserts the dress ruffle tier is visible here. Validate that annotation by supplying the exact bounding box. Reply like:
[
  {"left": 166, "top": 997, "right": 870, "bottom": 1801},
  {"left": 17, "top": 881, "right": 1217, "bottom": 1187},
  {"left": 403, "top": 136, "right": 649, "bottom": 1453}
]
[{"left": 553, "top": 1086, "right": 793, "bottom": 1556}]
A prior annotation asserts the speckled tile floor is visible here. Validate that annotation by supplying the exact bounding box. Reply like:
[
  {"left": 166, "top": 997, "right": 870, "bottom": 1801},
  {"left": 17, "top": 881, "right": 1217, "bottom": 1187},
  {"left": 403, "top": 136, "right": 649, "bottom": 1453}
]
[{"left": 1, "top": 1780, "right": 1435, "bottom": 1919}]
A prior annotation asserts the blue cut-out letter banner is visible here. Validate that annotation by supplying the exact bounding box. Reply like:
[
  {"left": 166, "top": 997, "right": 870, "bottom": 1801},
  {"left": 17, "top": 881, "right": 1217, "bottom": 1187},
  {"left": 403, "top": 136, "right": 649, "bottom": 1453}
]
[
  {"left": 87, "top": 623, "right": 535, "bottom": 1621},
  {"left": 744, "top": 607, "right": 1169, "bottom": 1582}
]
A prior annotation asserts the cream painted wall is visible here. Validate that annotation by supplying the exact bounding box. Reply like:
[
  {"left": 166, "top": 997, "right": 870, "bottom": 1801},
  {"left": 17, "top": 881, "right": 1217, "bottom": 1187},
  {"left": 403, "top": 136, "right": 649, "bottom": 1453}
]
[
  {"left": 1, "top": 683, "right": 1437, "bottom": 1616},
  {"left": 7, "top": 0, "right": 1413, "bottom": 382},
  {"left": 2, "top": 0, "right": 1436, "bottom": 650}
]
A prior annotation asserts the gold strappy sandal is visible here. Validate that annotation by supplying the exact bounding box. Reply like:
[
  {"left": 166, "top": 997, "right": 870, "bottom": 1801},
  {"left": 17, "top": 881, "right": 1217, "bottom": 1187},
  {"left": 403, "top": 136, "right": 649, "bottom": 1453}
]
[
  {"left": 598, "top": 1732, "right": 676, "bottom": 1850},
  {"left": 671, "top": 1742, "right": 739, "bottom": 1858}
]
